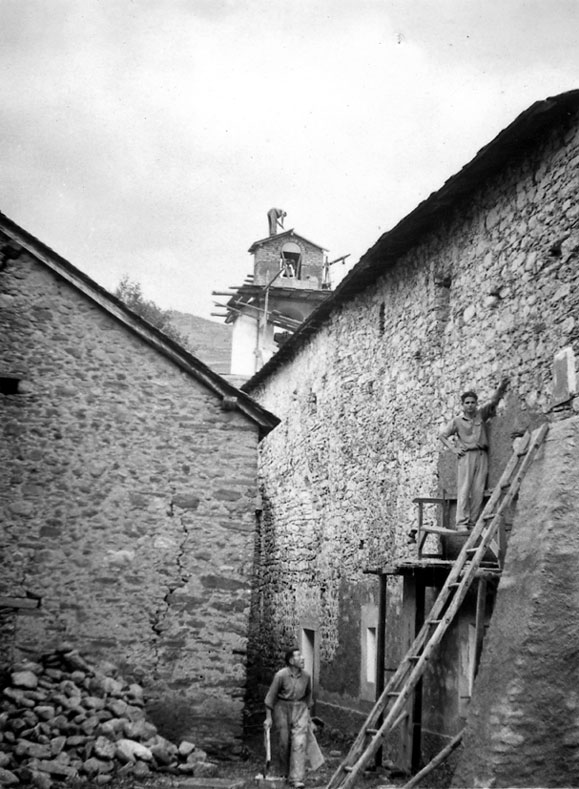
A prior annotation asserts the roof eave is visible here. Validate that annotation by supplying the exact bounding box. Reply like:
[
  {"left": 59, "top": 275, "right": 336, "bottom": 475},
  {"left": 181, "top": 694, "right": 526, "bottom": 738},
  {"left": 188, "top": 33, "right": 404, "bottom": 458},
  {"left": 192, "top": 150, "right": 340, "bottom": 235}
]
[
  {"left": 248, "top": 228, "right": 327, "bottom": 253},
  {"left": 242, "top": 89, "right": 579, "bottom": 393},
  {"left": 0, "top": 212, "right": 280, "bottom": 437}
]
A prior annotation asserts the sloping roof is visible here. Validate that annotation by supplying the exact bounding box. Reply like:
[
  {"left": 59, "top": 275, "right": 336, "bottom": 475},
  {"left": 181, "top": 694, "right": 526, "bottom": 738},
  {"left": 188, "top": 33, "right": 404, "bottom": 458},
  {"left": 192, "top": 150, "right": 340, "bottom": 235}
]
[
  {"left": 242, "top": 89, "right": 579, "bottom": 393},
  {"left": 248, "top": 228, "right": 327, "bottom": 254},
  {"left": 0, "top": 211, "right": 279, "bottom": 436}
]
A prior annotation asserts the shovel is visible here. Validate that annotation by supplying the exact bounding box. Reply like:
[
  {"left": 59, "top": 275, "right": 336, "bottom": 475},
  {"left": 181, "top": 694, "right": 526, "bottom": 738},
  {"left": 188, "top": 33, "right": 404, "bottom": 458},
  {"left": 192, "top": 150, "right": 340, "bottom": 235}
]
[{"left": 264, "top": 724, "right": 271, "bottom": 778}]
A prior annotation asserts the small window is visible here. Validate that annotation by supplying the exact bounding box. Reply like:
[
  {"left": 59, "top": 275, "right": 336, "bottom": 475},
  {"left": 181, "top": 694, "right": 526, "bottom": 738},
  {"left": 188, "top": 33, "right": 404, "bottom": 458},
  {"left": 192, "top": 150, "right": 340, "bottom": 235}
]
[
  {"left": 301, "top": 628, "right": 316, "bottom": 680},
  {"left": 0, "top": 377, "right": 20, "bottom": 394},
  {"left": 301, "top": 627, "right": 318, "bottom": 697},
  {"left": 360, "top": 605, "right": 379, "bottom": 701},
  {"left": 366, "top": 626, "right": 377, "bottom": 684},
  {"left": 434, "top": 274, "right": 452, "bottom": 332},
  {"left": 306, "top": 391, "right": 317, "bottom": 413}
]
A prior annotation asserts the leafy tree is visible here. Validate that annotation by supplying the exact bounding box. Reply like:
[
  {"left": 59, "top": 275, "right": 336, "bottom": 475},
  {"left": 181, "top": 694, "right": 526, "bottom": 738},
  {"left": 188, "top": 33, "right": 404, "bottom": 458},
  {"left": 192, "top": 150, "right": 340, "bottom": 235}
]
[{"left": 114, "top": 276, "right": 195, "bottom": 352}]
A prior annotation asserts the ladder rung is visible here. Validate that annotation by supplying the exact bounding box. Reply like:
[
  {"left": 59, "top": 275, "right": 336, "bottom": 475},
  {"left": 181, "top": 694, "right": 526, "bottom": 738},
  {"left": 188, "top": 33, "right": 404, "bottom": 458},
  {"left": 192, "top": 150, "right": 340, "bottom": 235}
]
[
  {"left": 344, "top": 766, "right": 354, "bottom": 772},
  {"left": 427, "top": 619, "right": 442, "bottom": 625},
  {"left": 409, "top": 656, "right": 421, "bottom": 662},
  {"left": 466, "top": 548, "right": 478, "bottom": 553},
  {"left": 387, "top": 691, "right": 401, "bottom": 696},
  {"left": 366, "top": 728, "right": 379, "bottom": 735},
  {"left": 483, "top": 513, "right": 499, "bottom": 519},
  {"left": 449, "top": 582, "right": 461, "bottom": 588}
]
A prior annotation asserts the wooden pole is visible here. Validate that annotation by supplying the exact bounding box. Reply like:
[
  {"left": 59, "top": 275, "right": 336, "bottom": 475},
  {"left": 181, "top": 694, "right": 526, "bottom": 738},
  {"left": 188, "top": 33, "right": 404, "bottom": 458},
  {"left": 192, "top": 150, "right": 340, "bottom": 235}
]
[
  {"left": 474, "top": 578, "right": 487, "bottom": 684},
  {"left": 402, "top": 730, "right": 464, "bottom": 789},
  {"left": 374, "top": 574, "right": 387, "bottom": 769},
  {"left": 411, "top": 575, "right": 425, "bottom": 774}
]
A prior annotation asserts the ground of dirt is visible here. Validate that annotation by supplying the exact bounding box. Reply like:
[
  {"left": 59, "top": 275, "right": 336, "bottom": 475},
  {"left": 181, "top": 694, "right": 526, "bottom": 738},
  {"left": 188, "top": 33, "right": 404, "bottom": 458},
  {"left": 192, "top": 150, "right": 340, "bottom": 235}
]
[
  {"left": 94, "top": 730, "right": 406, "bottom": 789},
  {"left": 77, "top": 729, "right": 406, "bottom": 789}
]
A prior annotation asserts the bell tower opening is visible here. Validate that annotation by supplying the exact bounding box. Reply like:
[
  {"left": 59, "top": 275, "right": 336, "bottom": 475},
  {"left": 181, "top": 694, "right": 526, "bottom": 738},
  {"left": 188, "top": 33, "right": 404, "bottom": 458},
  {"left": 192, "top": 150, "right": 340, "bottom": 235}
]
[{"left": 280, "top": 241, "right": 302, "bottom": 279}]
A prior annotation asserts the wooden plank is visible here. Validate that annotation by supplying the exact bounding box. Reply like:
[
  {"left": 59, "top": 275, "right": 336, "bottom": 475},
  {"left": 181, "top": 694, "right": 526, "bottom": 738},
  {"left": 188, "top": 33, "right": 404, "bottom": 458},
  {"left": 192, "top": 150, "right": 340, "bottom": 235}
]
[
  {"left": 377, "top": 559, "right": 456, "bottom": 576},
  {"left": 0, "top": 596, "right": 40, "bottom": 609},
  {"left": 412, "top": 496, "right": 454, "bottom": 504},
  {"left": 401, "top": 730, "right": 464, "bottom": 789},
  {"left": 421, "top": 525, "right": 469, "bottom": 536},
  {"left": 474, "top": 568, "right": 501, "bottom": 579}
]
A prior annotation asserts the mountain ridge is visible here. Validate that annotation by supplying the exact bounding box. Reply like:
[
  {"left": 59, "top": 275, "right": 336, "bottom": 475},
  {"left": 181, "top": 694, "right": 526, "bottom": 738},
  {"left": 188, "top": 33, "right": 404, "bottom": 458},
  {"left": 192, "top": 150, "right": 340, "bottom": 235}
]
[{"left": 169, "top": 311, "right": 231, "bottom": 376}]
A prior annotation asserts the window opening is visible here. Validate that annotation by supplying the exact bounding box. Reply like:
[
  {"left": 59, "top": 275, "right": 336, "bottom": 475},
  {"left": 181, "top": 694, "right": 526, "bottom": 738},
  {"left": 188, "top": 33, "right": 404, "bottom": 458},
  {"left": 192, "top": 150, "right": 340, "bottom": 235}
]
[
  {"left": 0, "top": 377, "right": 20, "bottom": 395},
  {"left": 434, "top": 274, "right": 452, "bottom": 332},
  {"left": 301, "top": 628, "right": 316, "bottom": 682},
  {"left": 280, "top": 242, "right": 302, "bottom": 279},
  {"left": 366, "top": 626, "right": 377, "bottom": 684}
]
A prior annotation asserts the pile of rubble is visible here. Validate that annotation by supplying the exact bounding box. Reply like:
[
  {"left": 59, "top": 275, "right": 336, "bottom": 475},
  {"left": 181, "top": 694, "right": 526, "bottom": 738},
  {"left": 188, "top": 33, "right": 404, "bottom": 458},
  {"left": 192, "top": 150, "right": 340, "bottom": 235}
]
[{"left": 0, "top": 645, "right": 219, "bottom": 787}]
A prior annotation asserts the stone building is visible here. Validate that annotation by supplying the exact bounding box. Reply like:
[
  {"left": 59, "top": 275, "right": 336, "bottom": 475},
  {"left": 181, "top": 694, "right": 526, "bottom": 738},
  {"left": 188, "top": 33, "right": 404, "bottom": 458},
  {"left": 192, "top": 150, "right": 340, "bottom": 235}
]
[
  {"left": 216, "top": 226, "right": 332, "bottom": 379},
  {"left": 0, "top": 211, "right": 278, "bottom": 753},
  {"left": 243, "top": 90, "right": 579, "bottom": 785}
]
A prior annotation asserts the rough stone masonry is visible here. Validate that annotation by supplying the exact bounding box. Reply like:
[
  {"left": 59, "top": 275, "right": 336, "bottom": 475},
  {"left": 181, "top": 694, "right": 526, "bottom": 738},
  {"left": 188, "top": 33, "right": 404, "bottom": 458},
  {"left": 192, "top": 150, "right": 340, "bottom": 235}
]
[
  {"left": 0, "top": 243, "right": 265, "bottom": 752},
  {"left": 244, "top": 95, "right": 579, "bottom": 769},
  {"left": 0, "top": 645, "right": 221, "bottom": 787}
]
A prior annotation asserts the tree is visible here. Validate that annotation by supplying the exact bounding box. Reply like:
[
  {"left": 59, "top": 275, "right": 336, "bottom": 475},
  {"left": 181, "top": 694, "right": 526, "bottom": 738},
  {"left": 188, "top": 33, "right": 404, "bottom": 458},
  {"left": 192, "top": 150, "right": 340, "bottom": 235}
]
[{"left": 114, "top": 276, "right": 195, "bottom": 352}]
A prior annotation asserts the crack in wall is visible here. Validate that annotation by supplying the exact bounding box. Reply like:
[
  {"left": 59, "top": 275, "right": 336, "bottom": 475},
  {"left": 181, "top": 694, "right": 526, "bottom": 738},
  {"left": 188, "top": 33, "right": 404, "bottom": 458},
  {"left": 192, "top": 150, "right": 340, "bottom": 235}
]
[{"left": 150, "top": 492, "right": 192, "bottom": 673}]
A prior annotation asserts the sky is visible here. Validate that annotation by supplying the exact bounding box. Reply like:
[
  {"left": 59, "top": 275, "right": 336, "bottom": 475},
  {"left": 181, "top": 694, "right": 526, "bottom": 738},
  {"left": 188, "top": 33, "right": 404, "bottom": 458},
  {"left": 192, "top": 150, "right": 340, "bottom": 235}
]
[{"left": 1, "top": 0, "right": 578, "bottom": 320}]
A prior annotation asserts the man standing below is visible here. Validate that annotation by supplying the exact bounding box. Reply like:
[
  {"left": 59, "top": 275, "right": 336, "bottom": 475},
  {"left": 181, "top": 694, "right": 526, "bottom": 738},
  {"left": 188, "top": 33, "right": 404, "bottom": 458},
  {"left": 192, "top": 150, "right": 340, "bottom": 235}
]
[
  {"left": 264, "top": 648, "right": 312, "bottom": 788},
  {"left": 439, "top": 379, "right": 509, "bottom": 530}
]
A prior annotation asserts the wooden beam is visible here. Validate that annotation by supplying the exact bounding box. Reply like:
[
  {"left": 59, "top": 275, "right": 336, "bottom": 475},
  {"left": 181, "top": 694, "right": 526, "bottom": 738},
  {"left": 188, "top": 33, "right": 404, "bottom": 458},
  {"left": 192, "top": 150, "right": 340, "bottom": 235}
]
[
  {"left": 421, "top": 525, "right": 469, "bottom": 536},
  {"left": 0, "top": 596, "right": 40, "bottom": 609},
  {"left": 473, "top": 578, "right": 487, "bottom": 683},
  {"left": 411, "top": 577, "right": 425, "bottom": 774},
  {"left": 412, "top": 496, "right": 456, "bottom": 504},
  {"left": 402, "top": 730, "right": 464, "bottom": 789},
  {"left": 327, "top": 253, "right": 351, "bottom": 266},
  {"left": 374, "top": 574, "right": 387, "bottom": 769}
]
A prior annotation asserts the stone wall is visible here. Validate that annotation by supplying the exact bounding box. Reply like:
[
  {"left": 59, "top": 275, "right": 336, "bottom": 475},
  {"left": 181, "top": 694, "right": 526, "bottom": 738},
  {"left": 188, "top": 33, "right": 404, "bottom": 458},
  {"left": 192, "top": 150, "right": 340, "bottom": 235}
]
[
  {"left": 253, "top": 234, "right": 324, "bottom": 288},
  {"left": 0, "top": 252, "right": 260, "bottom": 753},
  {"left": 246, "top": 108, "right": 579, "bottom": 746},
  {"left": 452, "top": 417, "right": 579, "bottom": 787}
]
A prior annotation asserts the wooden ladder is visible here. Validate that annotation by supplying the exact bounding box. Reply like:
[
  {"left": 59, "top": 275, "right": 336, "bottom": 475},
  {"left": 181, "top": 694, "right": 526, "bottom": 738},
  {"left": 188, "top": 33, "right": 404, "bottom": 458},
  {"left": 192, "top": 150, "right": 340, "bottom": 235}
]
[{"left": 325, "top": 423, "right": 549, "bottom": 789}]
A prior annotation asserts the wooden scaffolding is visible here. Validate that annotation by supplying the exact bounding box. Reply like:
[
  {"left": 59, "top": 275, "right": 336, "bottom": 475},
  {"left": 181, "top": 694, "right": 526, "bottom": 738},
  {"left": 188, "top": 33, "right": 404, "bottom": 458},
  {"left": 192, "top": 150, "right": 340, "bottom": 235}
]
[{"left": 325, "top": 424, "right": 548, "bottom": 789}]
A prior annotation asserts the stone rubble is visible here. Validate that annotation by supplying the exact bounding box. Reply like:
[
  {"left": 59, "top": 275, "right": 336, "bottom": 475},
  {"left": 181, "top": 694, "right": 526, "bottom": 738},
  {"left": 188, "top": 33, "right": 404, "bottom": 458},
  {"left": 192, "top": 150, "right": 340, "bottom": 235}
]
[{"left": 0, "top": 645, "right": 219, "bottom": 787}]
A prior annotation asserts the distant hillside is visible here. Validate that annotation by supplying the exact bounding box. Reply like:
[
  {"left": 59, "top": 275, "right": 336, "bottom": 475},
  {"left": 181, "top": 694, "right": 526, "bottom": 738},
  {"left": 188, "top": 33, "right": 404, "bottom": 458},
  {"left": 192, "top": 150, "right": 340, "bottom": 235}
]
[{"left": 169, "top": 311, "right": 231, "bottom": 376}]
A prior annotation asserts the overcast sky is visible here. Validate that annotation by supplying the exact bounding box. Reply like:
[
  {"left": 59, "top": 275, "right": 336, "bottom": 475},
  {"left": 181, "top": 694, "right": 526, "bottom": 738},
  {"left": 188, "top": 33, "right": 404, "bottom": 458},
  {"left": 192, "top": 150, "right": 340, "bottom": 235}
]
[{"left": 1, "top": 0, "right": 578, "bottom": 319}]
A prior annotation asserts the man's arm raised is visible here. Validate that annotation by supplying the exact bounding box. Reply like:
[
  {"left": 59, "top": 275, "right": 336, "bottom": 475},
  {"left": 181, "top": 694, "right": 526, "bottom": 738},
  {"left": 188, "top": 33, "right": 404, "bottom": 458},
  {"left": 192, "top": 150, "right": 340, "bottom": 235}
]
[
  {"left": 489, "top": 377, "right": 509, "bottom": 407},
  {"left": 479, "top": 377, "right": 509, "bottom": 421}
]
